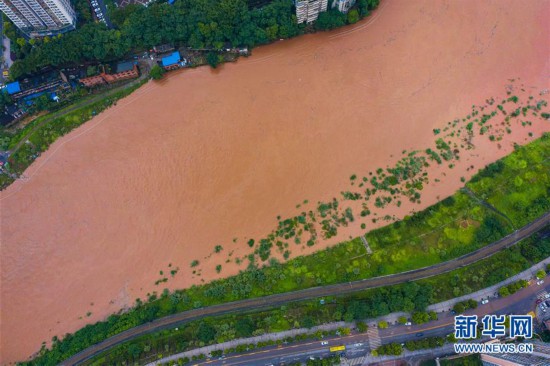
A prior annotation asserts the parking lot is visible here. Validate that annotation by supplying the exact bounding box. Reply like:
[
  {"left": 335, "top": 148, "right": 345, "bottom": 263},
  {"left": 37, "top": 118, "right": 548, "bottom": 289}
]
[{"left": 89, "top": 0, "right": 112, "bottom": 28}]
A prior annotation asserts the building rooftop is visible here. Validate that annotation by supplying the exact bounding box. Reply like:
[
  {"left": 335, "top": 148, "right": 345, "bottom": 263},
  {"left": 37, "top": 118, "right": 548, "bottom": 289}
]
[
  {"left": 116, "top": 61, "right": 135, "bottom": 73},
  {"left": 161, "top": 51, "right": 181, "bottom": 67},
  {"left": 6, "top": 81, "right": 21, "bottom": 95}
]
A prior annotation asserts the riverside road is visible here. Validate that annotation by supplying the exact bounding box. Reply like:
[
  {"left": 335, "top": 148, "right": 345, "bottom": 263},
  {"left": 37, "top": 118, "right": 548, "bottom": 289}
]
[
  {"left": 62, "top": 211, "right": 550, "bottom": 365},
  {"left": 191, "top": 281, "right": 550, "bottom": 366}
]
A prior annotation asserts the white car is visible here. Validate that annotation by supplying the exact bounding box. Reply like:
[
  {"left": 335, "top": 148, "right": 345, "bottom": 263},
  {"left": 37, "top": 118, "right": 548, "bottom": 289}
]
[
  {"left": 537, "top": 279, "right": 545, "bottom": 285},
  {"left": 321, "top": 341, "right": 328, "bottom": 346},
  {"left": 404, "top": 322, "right": 412, "bottom": 326},
  {"left": 545, "top": 293, "right": 550, "bottom": 299},
  {"left": 481, "top": 299, "right": 489, "bottom": 305}
]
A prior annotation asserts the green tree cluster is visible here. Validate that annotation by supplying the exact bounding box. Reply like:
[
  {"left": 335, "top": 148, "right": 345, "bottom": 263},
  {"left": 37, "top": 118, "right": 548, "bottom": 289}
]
[
  {"left": 498, "top": 279, "right": 528, "bottom": 297},
  {"left": 9, "top": 0, "right": 303, "bottom": 79},
  {"left": 8, "top": 0, "right": 383, "bottom": 80},
  {"left": 452, "top": 299, "right": 478, "bottom": 314},
  {"left": 375, "top": 342, "right": 403, "bottom": 356},
  {"left": 150, "top": 65, "right": 165, "bottom": 80}
]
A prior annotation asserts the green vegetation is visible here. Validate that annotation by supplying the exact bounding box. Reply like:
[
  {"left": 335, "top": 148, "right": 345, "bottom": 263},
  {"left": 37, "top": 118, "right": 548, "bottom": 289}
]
[
  {"left": 467, "top": 135, "right": 550, "bottom": 227},
  {"left": 377, "top": 336, "right": 448, "bottom": 356},
  {"left": 206, "top": 52, "right": 223, "bottom": 69},
  {"left": 26, "top": 226, "right": 549, "bottom": 365},
  {"left": 411, "top": 311, "right": 437, "bottom": 324},
  {"left": 498, "top": 279, "right": 528, "bottom": 297},
  {"left": 20, "top": 128, "right": 550, "bottom": 364},
  {"left": 373, "top": 342, "right": 403, "bottom": 356},
  {"left": 421, "top": 231, "right": 550, "bottom": 302},
  {"left": 9, "top": 0, "right": 381, "bottom": 80},
  {"left": 405, "top": 336, "right": 446, "bottom": 351},
  {"left": 439, "top": 354, "right": 482, "bottom": 366},
  {"left": 150, "top": 65, "right": 165, "bottom": 80},
  {"left": 0, "top": 80, "right": 146, "bottom": 189},
  {"left": 452, "top": 299, "right": 477, "bottom": 314},
  {"left": 366, "top": 192, "right": 510, "bottom": 273}
]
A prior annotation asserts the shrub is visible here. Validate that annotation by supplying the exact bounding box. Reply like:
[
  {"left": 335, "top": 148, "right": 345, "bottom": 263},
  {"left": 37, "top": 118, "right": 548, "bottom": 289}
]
[{"left": 150, "top": 64, "right": 165, "bottom": 80}]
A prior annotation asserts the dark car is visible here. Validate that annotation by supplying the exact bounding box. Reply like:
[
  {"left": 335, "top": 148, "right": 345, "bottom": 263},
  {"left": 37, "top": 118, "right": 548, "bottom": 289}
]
[
  {"left": 416, "top": 332, "right": 424, "bottom": 337},
  {"left": 546, "top": 300, "right": 550, "bottom": 307}
]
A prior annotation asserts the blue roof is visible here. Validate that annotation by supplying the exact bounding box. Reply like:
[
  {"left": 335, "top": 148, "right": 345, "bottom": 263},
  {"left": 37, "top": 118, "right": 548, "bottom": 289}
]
[
  {"left": 6, "top": 81, "right": 21, "bottom": 95},
  {"left": 161, "top": 51, "right": 181, "bottom": 67},
  {"left": 168, "top": 0, "right": 175, "bottom": 4}
]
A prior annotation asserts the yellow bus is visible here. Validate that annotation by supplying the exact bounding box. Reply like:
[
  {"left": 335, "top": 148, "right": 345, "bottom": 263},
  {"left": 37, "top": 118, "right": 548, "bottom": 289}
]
[{"left": 329, "top": 345, "right": 345, "bottom": 352}]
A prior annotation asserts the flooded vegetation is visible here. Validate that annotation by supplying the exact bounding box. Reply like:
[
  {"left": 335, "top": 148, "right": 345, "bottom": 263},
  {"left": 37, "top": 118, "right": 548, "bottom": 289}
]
[{"left": 1, "top": 0, "right": 549, "bottom": 363}]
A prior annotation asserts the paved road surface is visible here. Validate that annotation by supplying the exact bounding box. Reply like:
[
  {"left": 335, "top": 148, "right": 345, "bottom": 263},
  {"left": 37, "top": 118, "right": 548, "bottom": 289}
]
[
  {"left": 61, "top": 211, "right": 550, "bottom": 365},
  {"left": 192, "top": 282, "right": 550, "bottom": 366}
]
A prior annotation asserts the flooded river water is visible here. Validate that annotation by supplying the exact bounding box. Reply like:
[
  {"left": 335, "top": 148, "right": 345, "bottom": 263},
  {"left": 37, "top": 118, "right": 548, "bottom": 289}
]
[{"left": 1, "top": 0, "right": 549, "bottom": 362}]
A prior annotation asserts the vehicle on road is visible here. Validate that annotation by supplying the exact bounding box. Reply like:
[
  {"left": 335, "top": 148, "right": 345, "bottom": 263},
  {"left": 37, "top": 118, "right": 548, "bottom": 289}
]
[
  {"left": 329, "top": 345, "right": 346, "bottom": 352},
  {"left": 481, "top": 299, "right": 489, "bottom": 304},
  {"left": 404, "top": 322, "right": 412, "bottom": 326},
  {"left": 321, "top": 341, "right": 328, "bottom": 346},
  {"left": 537, "top": 279, "right": 545, "bottom": 285},
  {"left": 416, "top": 332, "right": 424, "bottom": 337}
]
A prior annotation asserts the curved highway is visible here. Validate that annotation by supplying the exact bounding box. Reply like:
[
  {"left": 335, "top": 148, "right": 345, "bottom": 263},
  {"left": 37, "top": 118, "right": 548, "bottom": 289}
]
[{"left": 62, "top": 211, "right": 550, "bottom": 365}]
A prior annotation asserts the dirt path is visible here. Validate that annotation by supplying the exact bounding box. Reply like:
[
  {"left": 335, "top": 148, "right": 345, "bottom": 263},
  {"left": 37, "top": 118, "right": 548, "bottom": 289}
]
[{"left": 461, "top": 187, "right": 515, "bottom": 229}]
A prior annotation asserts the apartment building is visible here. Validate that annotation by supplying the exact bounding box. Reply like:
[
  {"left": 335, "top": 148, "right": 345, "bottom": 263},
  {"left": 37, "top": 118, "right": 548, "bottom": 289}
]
[
  {"left": 0, "top": 0, "right": 76, "bottom": 37},
  {"left": 295, "top": 0, "right": 328, "bottom": 23},
  {"left": 332, "top": 0, "right": 355, "bottom": 13}
]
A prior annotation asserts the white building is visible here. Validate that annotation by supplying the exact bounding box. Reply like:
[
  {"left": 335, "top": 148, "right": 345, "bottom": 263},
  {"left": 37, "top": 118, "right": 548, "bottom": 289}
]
[
  {"left": 332, "top": 0, "right": 355, "bottom": 13},
  {"left": 295, "top": 0, "right": 328, "bottom": 24},
  {"left": 0, "top": 0, "right": 76, "bottom": 37}
]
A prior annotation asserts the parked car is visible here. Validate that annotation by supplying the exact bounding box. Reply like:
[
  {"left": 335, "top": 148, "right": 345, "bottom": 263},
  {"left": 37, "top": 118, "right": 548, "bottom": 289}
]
[
  {"left": 545, "top": 293, "right": 550, "bottom": 299},
  {"left": 321, "top": 341, "right": 328, "bottom": 346},
  {"left": 537, "top": 279, "right": 545, "bottom": 285},
  {"left": 481, "top": 299, "right": 489, "bottom": 304},
  {"left": 416, "top": 332, "right": 424, "bottom": 337},
  {"left": 404, "top": 322, "right": 412, "bottom": 326},
  {"left": 540, "top": 304, "right": 547, "bottom": 312}
]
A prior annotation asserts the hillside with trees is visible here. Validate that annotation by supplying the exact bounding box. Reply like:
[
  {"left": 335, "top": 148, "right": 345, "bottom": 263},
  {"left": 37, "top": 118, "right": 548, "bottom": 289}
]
[{"left": 8, "top": 0, "right": 380, "bottom": 80}]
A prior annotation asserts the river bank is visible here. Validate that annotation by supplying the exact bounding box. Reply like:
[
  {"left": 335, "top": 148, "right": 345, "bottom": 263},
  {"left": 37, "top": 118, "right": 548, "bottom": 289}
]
[{"left": 1, "top": 0, "right": 549, "bottom": 363}]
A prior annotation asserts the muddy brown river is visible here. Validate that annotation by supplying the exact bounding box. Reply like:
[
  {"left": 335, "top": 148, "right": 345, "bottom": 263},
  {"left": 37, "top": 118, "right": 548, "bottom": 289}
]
[{"left": 1, "top": 0, "right": 549, "bottom": 363}]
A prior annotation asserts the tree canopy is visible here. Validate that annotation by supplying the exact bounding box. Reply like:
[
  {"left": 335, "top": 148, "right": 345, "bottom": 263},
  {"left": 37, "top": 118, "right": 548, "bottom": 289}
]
[{"left": 8, "top": 0, "right": 382, "bottom": 80}]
